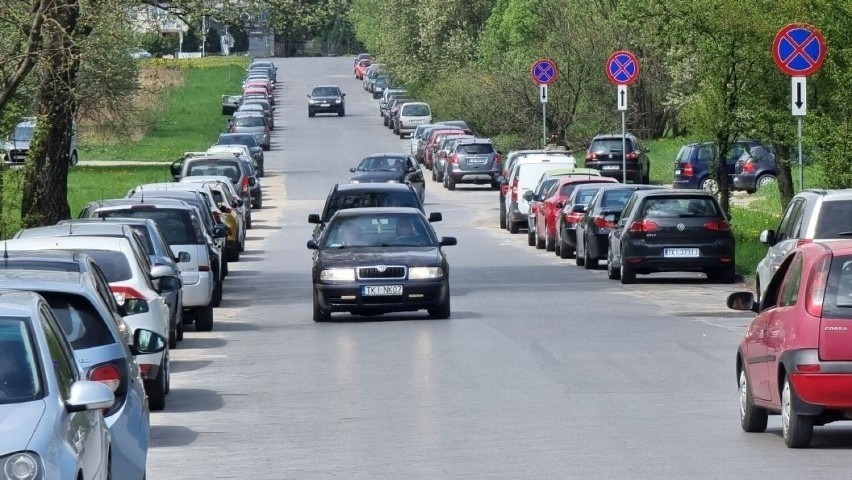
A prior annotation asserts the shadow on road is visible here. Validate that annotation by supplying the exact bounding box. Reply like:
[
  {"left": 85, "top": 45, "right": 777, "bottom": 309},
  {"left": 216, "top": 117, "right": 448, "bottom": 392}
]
[{"left": 150, "top": 425, "right": 199, "bottom": 448}]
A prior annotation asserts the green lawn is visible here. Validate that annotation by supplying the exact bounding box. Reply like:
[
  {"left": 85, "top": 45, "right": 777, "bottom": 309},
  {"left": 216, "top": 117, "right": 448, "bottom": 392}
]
[{"left": 68, "top": 166, "right": 173, "bottom": 214}]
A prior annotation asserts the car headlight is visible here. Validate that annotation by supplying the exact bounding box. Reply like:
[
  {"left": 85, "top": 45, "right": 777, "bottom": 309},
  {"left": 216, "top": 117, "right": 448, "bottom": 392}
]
[
  {"left": 3, "top": 452, "right": 41, "bottom": 480},
  {"left": 334, "top": 98, "right": 342, "bottom": 104},
  {"left": 408, "top": 267, "right": 443, "bottom": 279},
  {"left": 350, "top": 179, "right": 360, "bottom": 184},
  {"left": 386, "top": 179, "right": 398, "bottom": 183},
  {"left": 309, "top": 99, "right": 320, "bottom": 104},
  {"left": 320, "top": 268, "right": 356, "bottom": 281}
]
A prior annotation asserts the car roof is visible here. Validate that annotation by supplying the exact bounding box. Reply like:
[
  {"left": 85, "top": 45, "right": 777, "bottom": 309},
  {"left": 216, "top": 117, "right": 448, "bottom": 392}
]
[
  {"left": 592, "top": 133, "right": 638, "bottom": 140},
  {"left": 362, "top": 153, "right": 411, "bottom": 159},
  {"left": 542, "top": 167, "right": 598, "bottom": 177},
  {"left": 2, "top": 235, "right": 129, "bottom": 251},
  {"left": 16, "top": 223, "right": 134, "bottom": 239},
  {"left": 0, "top": 290, "right": 43, "bottom": 315},
  {"left": 86, "top": 197, "right": 192, "bottom": 210},
  {"left": 811, "top": 239, "right": 852, "bottom": 254},
  {"left": 0, "top": 249, "right": 92, "bottom": 264},
  {"left": 634, "top": 188, "right": 717, "bottom": 198},
  {"left": 0, "top": 270, "right": 88, "bottom": 292},
  {"left": 312, "top": 84, "right": 341, "bottom": 89},
  {"left": 332, "top": 207, "right": 424, "bottom": 218},
  {"left": 798, "top": 188, "right": 852, "bottom": 200},
  {"left": 334, "top": 183, "right": 417, "bottom": 192}
]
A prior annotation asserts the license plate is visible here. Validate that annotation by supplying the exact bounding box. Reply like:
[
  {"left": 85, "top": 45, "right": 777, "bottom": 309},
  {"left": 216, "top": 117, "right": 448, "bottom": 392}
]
[
  {"left": 602, "top": 165, "right": 620, "bottom": 170},
  {"left": 362, "top": 285, "right": 403, "bottom": 296},
  {"left": 675, "top": 169, "right": 681, "bottom": 175},
  {"left": 468, "top": 157, "right": 487, "bottom": 164},
  {"left": 320, "top": 103, "right": 329, "bottom": 107},
  {"left": 664, "top": 248, "right": 700, "bottom": 258}
]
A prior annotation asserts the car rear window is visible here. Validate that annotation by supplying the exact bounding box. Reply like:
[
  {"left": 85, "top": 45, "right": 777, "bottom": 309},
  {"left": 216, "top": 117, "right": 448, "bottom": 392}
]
[
  {"left": 640, "top": 197, "right": 721, "bottom": 217},
  {"left": 824, "top": 255, "right": 852, "bottom": 319},
  {"left": 574, "top": 187, "right": 600, "bottom": 205},
  {"left": 590, "top": 139, "right": 634, "bottom": 154},
  {"left": 233, "top": 116, "right": 265, "bottom": 127},
  {"left": 601, "top": 189, "right": 636, "bottom": 210},
  {"left": 42, "top": 293, "right": 115, "bottom": 349},
  {"left": 814, "top": 200, "right": 852, "bottom": 238},
  {"left": 518, "top": 163, "right": 574, "bottom": 185},
  {"left": 128, "top": 226, "right": 155, "bottom": 254},
  {"left": 84, "top": 250, "right": 132, "bottom": 282},
  {"left": 325, "top": 192, "right": 420, "bottom": 221},
  {"left": 218, "top": 134, "right": 257, "bottom": 147},
  {"left": 186, "top": 160, "right": 242, "bottom": 183},
  {"left": 402, "top": 104, "right": 430, "bottom": 116},
  {"left": 457, "top": 144, "right": 494, "bottom": 155},
  {"left": 0, "top": 317, "right": 42, "bottom": 403},
  {"left": 0, "top": 261, "right": 79, "bottom": 272},
  {"left": 96, "top": 209, "right": 203, "bottom": 245}
]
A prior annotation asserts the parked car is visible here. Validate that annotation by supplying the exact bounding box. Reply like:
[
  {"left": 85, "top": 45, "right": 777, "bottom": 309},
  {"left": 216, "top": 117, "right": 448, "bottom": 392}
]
[
  {"left": 431, "top": 134, "right": 474, "bottom": 183},
  {"left": 354, "top": 59, "right": 372, "bottom": 79},
  {"left": 354, "top": 53, "right": 372, "bottom": 66},
  {"left": 349, "top": 153, "right": 425, "bottom": 203},
  {"left": 531, "top": 177, "right": 618, "bottom": 252},
  {"left": 215, "top": 133, "right": 264, "bottom": 174},
  {"left": 0, "top": 269, "right": 166, "bottom": 479},
  {"left": 411, "top": 123, "right": 438, "bottom": 156},
  {"left": 307, "top": 207, "right": 456, "bottom": 321},
  {"left": 422, "top": 127, "right": 468, "bottom": 170},
  {"left": 497, "top": 147, "right": 573, "bottom": 230},
  {"left": 524, "top": 168, "right": 603, "bottom": 247},
  {"left": 130, "top": 48, "right": 152, "bottom": 59},
  {"left": 755, "top": 189, "right": 852, "bottom": 301},
  {"left": 584, "top": 133, "right": 650, "bottom": 184},
  {"left": 384, "top": 96, "right": 412, "bottom": 128},
  {"left": 502, "top": 154, "right": 578, "bottom": 234},
  {"left": 173, "top": 151, "right": 254, "bottom": 211},
  {"left": 228, "top": 111, "right": 271, "bottom": 151},
  {"left": 733, "top": 144, "right": 778, "bottom": 193},
  {"left": 1, "top": 117, "right": 79, "bottom": 165},
  {"left": 379, "top": 89, "right": 406, "bottom": 118},
  {"left": 672, "top": 140, "right": 761, "bottom": 193},
  {"left": 307, "top": 85, "right": 346, "bottom": 117},
  {"left": 555, "top": 183, "right": 614, "bottom": 259},
  {"left": 606, "top": 189, "right": 735, "bottom": 283},
  {"left": 395, "top": 102, "right": 432, "bottom": 138},
  {"left": 728, "top": 239, "right": 852, "bottom": 448},
  {"left": 572, "top": 184, "right": 664, "bottom": 264},
  {"left": 0, "top": 290, "right": 114, "bottom": 480},
  {"left": 236, "top": 102, "right": 274, "bottom": 131},
  {"left": 206, "top": 143, "right": 263, "bottom": 177},
  {"left": 372, "top": 76, "right": 389, "bottom": 99}
]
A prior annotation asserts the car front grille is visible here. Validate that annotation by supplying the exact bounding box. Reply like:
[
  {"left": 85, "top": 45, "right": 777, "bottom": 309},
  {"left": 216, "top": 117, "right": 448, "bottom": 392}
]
[{"left": 356, "top": 265, "right": 406, "bottom": 279}]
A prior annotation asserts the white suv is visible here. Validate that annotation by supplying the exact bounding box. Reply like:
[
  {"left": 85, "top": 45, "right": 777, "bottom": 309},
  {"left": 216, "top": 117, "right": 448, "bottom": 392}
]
[{"left": 503, "top": 154, "right": 577, "bottom": 234}]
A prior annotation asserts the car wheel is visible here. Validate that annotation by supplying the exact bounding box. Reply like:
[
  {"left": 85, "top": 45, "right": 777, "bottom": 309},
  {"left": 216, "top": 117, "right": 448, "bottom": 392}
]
[
  {"left": 195, "top": 306, "right": 214, "bottom": 331},
  {"left": 620, "top": 262, "right": 636, "bottom": 284},
  {"left": 509, "top": 221, "right": 519, "bottom": 234},
  {"left": 428, "top": 286, "right": 451, "bottom": 319},
  {"left": 554, "top": 234, "right": 561, "bottom": 256},
  {"left": 436, "top": 168, "right": 444, "bottom": 182},
  {"left": 313, "top": 289, "right": 330, "bottom": 322},
  {"left": 574, "top": 245, "right": 585, "bottom": 266},
  {"left": 739, "top": 369, "right": 768, "bottom": 433},
  {"left": 211, "top": 278, "right": 223, "bottom": 307},
  {"left": 642, "top": 170, "right": 650, "bottom": 184},
  {"left": 531, "top": 229, "right": 541, "bottom": 248},
  {"left": 607, "top": 247, "right": 621, "bottom": 280},
  {"left": 419, "top": 187, "right": 425, "bottom": 203},
  {"left": 545, "top": 230, "right": 555, "bottom": 252},
  {"left": 168, "top": 329, "right": 177, "bottom": 350},
  {"left": 399, "top": 132, "right": 405, "bottom": 139},
  {"left": 559, "top": 231, "right": 575, "bottom": 259},
  {"left": 447, "top": 175, "right": 456, "bottom": 191},
  {"left": 383, "top": 116, "right": 388, "bottom": 126},
  {"left": 176, "top": 318, "right": 184, "bottom": 341},
  {"left": 144, "top": 360, "right": 167, "bottom": 411},
  {"left": 246, "top": 213, "right": 252, "bottom": 229},
  {"left": 431, "top": 167, "right": 437, "bottom": 182},
  {"left": 699, "top": 177, "right": 719, "bottom": 195},
  {"left": 338, "top": 109, "right": 345, "bottom": 117},
  {"left": 308, "top": 110, "right": 315, "bottom": 118},
  {"left": 756, "top": 174, "right": 776, "bottom": 189},
  {"left": 782, "top": 376, "right": 813, "bottom": 448},
  {"left": 584, "top": 246, "right": 599, "bottom": 269},
  {"left": 499, "top": 203, "right": 507, "bottom": 230}
]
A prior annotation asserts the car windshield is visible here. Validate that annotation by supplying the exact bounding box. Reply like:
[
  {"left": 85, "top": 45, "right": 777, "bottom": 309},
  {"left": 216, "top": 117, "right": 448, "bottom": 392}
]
[
  {"left": 814, "top": 201, "right": 852, "bottom": 238},
  {"left": 233, "top": 117, "right": 265, "bottom": 127},
  {"left": 219, "top": 134, "right": 257, "bottom": 148},
  {"left": 13, "top": 126, "right": 34, "bottom": 142},
  {"left": 42, "top": 293, "right": 115, "bottom": 349},
  {"left": 590, "top": 139, "right": 633, "bottom": 154},
  {"left": 81, "top": 250, "right": 133, "bottom": 282},
  {"left": 186, "top": 160, "right": 242, "bottom": 183},
  {"left": 357, "top": 156, "right": 406, "bottom": 171},
  {"left": 323, "top": 214, "right": 433, "bottom": 248},
  {"left": 0, "top": 317, "right": 42, "bottom": 403},
  {"left": 402, "top": 104, "right": 430, "bottom": 116},
  {"left": 312, "top": 87, "right": 339, "bottom": 97},
  {"left": 640, "top": 197, "right": 720, "bottom": 217},
  {"left": 325, "top": 192, "right": 420, "bottom": 221},
  {"left": 457, "top": 144, "right": 494, "bottom": 155}
]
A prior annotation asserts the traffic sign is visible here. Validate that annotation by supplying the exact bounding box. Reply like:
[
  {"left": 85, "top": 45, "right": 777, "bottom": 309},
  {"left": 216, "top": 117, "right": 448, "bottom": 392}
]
[
  {"left": 617, "top": 85, "right": 627, "bottom": 111},
  {"left": 530, "top": 58, "right": 558, "bottom": 85},
  {"left": 772, "top": 23, "right": 826, "bottom": 77},
  {"left": 791, "top": 77, "right": 806, "bottom": 116},
  {"left": 540, "top": 84, "right": 548, "bottom": 103},
  {"left": 606, "top": 51, "right": 640, "bottom": 85}
]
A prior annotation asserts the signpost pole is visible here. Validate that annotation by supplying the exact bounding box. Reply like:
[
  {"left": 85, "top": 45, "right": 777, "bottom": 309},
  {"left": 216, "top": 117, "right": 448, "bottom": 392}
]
[
  {"left": 621, "top": 110, "right": 627, "bottom": 184},
  {"left": 542, "top": 94, "right": 547, "bottom": 148},
  {"left": 797, "top": 116, "right": 804, "bottom": 190}
]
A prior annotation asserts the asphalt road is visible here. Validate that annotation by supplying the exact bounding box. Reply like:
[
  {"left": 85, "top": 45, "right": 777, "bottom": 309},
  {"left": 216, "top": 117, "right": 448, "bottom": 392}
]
[{"left": 146, "top": 57, "right": 852, "bottom": 479}]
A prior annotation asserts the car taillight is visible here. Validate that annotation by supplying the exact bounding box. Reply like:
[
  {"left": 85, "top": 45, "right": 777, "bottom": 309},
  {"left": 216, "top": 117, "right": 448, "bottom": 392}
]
[
  {"left": 742, "top": 159, "right": 756, "bottom": 174},
  {"left": 805, "top": 254, "right": 831, "bottom": 317},
  {"left": 450, "top": 154, "right": 458, "bottom": 164},
  {"left": 90, "top": 364, "right": 122, "bottom": 392},
  {"left": 242, "top": 177, "right": 249, "bottom": 193},
  {"left": 494, "top": 153, "right": 502, "bottom": 165},
  {"left": 511, "top": 178, "right": 519, "bottom": 202},
  {"left": 594, "top": 216, "right": 615, "bottom": 229},
  {"left": 565, "top": 212, "right": 585, "bottom": 225},
  {"left": 501, "top": 184, "right": 509, "bottom": 195},
  {"left": 626, "top": 152, "right": 638, "bottom": 160},
  {"left": 703, "top": 220, "right": 730, "bottom": 231},
  {"left": 628, "top": 220, "right": 659, "bottom": 233},
  {"left": 682, "top": 164, "right": 694, "bottom": 177},
  {"left": 111, "top": 286, "right": 150, "bottom": 314}
]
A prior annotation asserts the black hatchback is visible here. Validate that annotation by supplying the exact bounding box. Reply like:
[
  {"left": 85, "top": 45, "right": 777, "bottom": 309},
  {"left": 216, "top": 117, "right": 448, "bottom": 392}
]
[{"left": 606, "top": 189, "right": 735, "bottom": 284}]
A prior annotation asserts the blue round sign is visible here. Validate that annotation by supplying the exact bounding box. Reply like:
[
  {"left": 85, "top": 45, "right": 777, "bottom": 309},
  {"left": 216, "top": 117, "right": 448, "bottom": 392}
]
[
  {"left": 530, "top": 59, "right": 558, "bottom": 85},
  {"left": 605, "top": 50, "right": 639, "bottom": 85},
  {"left": 773, "top": 23, "right": 826, "bottom": 76}
]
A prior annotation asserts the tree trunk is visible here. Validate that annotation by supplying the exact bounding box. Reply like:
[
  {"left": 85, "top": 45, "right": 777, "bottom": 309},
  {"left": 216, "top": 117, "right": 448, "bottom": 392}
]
[
  {"left": 775, "top": 153, "right": 795, "bottom": 210},
  {"left": 20, "top": 0, "right": 80, "bottom": 227}
]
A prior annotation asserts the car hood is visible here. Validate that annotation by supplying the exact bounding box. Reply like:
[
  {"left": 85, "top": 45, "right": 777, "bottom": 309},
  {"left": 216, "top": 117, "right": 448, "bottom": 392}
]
[
  {"left": 350, "top": 171, "right": 403, "bottom": 183},
  {"left": 0, "top": 400, "right": 45, "bottom": 451},
  {"left": 2, "top": 139, "right": 29, "bottom": 150},
  {"left": 319, "top": 248, "right": 440, "bottom": 268}
]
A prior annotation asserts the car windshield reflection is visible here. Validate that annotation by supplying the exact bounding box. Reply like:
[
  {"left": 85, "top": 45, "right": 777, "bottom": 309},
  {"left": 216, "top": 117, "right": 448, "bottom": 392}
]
[{"left": 323, "top": 214, "right": 434, "bottom": 248}]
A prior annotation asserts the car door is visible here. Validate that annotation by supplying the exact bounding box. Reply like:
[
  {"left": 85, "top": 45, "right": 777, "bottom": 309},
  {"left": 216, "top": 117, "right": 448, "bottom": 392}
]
[
  {"left": 763, "top": 253, "right": 804, "bottom": 405},
  {"left": 610, "top": 193, "right": 638, "bottom": 265},
  {"left": 403, "top": 157, "right": 424, "bottom": 194}
]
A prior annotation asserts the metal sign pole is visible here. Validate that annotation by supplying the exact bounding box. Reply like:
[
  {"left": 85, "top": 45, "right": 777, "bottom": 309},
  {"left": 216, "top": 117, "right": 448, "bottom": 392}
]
[
  {"left": 621, "top": 110, "right": 627, "bottom": 184},
  {"left": 797, "top": 116, "right": 804, "bottom": 190},
  {"left": 542, "top": 98, "right": 547, "bottom": 148}
]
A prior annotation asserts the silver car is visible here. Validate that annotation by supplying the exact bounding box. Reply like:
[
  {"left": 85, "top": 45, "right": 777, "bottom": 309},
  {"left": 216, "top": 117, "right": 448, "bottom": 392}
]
[
  {"left": 0, "top": 290, "right": 114, "bottom": 480},
  {"left": 228, "top": 111, "right": 270, "bottom": 150}
]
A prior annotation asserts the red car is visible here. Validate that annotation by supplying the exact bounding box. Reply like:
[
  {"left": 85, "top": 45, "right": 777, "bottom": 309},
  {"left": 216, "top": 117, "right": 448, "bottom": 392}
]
[
  {"left": 533, "top": 176, "right": 617, "bottom": 251},
  {"left": 423, "top": 129, "right": 465, "bottom": 170},
  {"left": 244, "top": 79, "right": 273, "bottom": 95},
  {"left": 729, "top": 239, "right": 852, "bottom": 448},
  {"left": 354, "top": 59, "right": 371, "bottom": 79}
]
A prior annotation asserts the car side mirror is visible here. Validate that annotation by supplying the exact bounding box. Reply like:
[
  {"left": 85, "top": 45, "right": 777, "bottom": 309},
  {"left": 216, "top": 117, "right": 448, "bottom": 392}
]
[
  {"left": 308, "top": 213, "right": 321, "bottom": 224},
  {"left": 759, "top": 229, "right": 776, "bottom": 246},
  {"left": 727, "top": 292, "right": 759, "bottom": 313},
  {"left": 307, "top": 239, "right": 318, "bottom": 249},
  {"left": 349, "top": 167, "right": 356, "bottom": 173},
  {"left": 428, "top": 212, "right": 442, "bottom": 222},
  {"left": 213, "top": 225, "right": 228, "bottom": 238},
  {"left": 149, "top": 264, "right": 173, "bottom": 279},
  {"left": 130, "top": 328, "right": 167, "bottom": 356},
  {"left": 158, "top": 275, "right": 182, "bottom": 292},
  {"left": 65, "top": 382, "right": 115, "bottom": 413},
  {"left": 523, "top": 190, "right": 534, "bottom": 202},
  {"left": 439, "top": 236, "right": 457, "bottom": 246},
  {"left": 170, "top": 160, "right": 182, "bottom": 179},
  {"left": 342, "top": 93, "right": 346, "bottom": 97},
  {"left": 231, "top": 200, "right": 241, "bottom": 209},
  {"left": 306, "top": 94, "right": 311, "bottom": 98},
  {"left": 177, "top": 251, "right": 191, "bottom": 263}
]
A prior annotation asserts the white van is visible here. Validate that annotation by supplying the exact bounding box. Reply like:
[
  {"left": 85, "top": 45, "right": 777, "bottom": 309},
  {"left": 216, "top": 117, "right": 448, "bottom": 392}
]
[
  {"left": 504, "top": 155, "right": 577, "bottom": 233},
  {"left": 396, "top": 102, "right": 432, "bottom": 139}
]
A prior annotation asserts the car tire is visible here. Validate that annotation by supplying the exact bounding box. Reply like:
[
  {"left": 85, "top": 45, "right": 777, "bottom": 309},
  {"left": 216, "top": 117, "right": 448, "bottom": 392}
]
[
  {"left": 419, "top": 187, "right": 425, "bottom": 203},
  {"left": 436, "top": 168, "right": 444, "bottom": 183},
  {"left": 246, "top": 213, "right": 252, "bottom": 229},
  {"left": 699, "top": 177, "right": 719, "bottom": 195},
  {"left": 431, "top": 167, "right": 437, "bottom": 182},
  {"left": 383, "top": 116, "right": 388, "bottom": 126},
  {"left": 144, "top": 360, "right": 167, "bottom": 411},
  {"left": 338, "top": 109, "right": 345, "bottom": 117},
  {"left": 531, "top": 229, "right": 540, "bottom": 248},
  {"left": 211, "top": 279, "right": 223, "bottom": 307},
  {"left": 782, "top": 376, "right": 813, "bottom": 448},
  {"left": 739, "top": 369, "right": 768, "bottom": 433},
  {"left": 447, "top": 175, "right": 456, "bottom": 191},
  {"left": 575, "top": 247, "right": 585, "bottom": 267},
  {"left": 399, "top": 132, "right": 405, "bottom": 139},
  {"left": 195, "top": 306, "right": 214, "bottom": 331},
  {"left": 545, "top": 231, "right": 555, "bottom": 252},
  {"left": 584, "top": 247, "right": 598, "bottom": 269},
  {"left": 642, "top": 170, "right": 650, "bottom": 184},
  {"left": 428, "top": 286, "right": 451, "bottom": 319},
  {"left": 509, "top": 221, "right": 519, "bottom": 234},
  {"left": 176, "top": 319, "right": 184, "bottom": 341},
  {"left": 308, "top": 110, "right": 315, "bottom": 118},
  {"left": 620, "top": 262, "right": 636, "bottom": 284},
  {"left": 252, "top": 199, "right": 262, "bottom": 209},
  {"left": 499, "top": 203, "right": 507, "bottom": 230},
  {"left": 756, "top": 174, "right": 776, "bottom": 190},
  {"left": 559, "top": 233, "right": 575, "bottom": 259},
  {"left": 313, "top": 289, "right": 330, "bottom": 322},
  {"left": 607, "top": 248, "right": 621, "bottom": 280},
  {"left": 168, "top": 329, "right": 177, "bottom": 350},
  {"left": 554, "top": 235, "right": 561, "bottom": 256}
]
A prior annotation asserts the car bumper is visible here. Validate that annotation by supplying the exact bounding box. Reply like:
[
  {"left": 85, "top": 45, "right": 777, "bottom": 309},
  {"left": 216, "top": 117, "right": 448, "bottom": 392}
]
[
  {"left": 732, "top": 175, "right": 758, "bottom": 191},
  {"left": 672, "top": 179, "right": 700, "bottom": 189},
  {"left": 588, "top": 232, "right": 610, "bottom": 259},
  {"left": 316, "top": 280, "right": 447, "bottom": 313},
  {"left": 623, "top": 241, "right": 735, "bottom": 272},
  {"left": 447, "top": 169, "right": 500, "bottom": 184},
  {"left": 587, "top": 162, "right": 641, "bottom": 180},
  {"left": 309, "top": 104, "right": 343, "bottom": 113},
  {"left": 181, "top": 271, "right": 214, "bottom": 307}
]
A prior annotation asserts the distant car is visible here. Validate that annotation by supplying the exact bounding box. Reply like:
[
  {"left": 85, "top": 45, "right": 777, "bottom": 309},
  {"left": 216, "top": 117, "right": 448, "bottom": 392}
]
[
  {"left": 422, "top": 126, "right": 467, "bottom": 170},
  {"left": 130, "top": 48, "right": 152, "bottom": 59},
  {"left": 497, "top": 147, "right": 574, "bottom": 230},
  {"left": 584, "top": 133, "right": 650, "bottom": 184},
  {"left": 523, "top": 167, "right": 600, "bottom": 247},
  {"left": 395, "top": 102, "right": 432, "bottom": 138},
  {"left": 606, "top": 189, "right": 735, "bottom": 283},
  {"left": 442, "top": 138, "right": 502, "bottom": 191},
  {"left": 503, "top": 154, "right": 578, "bottom": 234},
  {"left": 354, "top": 53, "right": 372, "bottom": 66},
  {"left": 431, "top": 134, "right": 474, "bottom": 183},
  {"left": 531, "top": 176, "right": 618, "bottom": 252},
  {"left": 215, "top": 133, "right": 265, "bottom": 176},
  {"left": 307, "top": 207, "right": 456, "bottom": 321},
  {"left": 755, "top": 189, "right": 852, "bottom": 301},
  {"left": 372, "top": 76, "right": 389, "bottom": 98},
  {"left": 307, "top": 85, "right": 346, "bottom": 117},
  {"left": 0, "top": 290, "right": 115, "bottom": 480},
  {"left": 728, "top": 240, "right": 852, "bottom": 448},
  {"left": 672, "top": 140, "right": 765, "bottom": 193},
  {"left": 350, "top": 153, "right": 426, "bottom": 202},
  {"left": 228, "top": 112, "right": 271, "bottom": 151},
  {"left": 380, "top": 90, "right": 407, "bottom": 119},
  {"left": 1, "top": 117, "right": 79, "bottom": 165},
  {"left": 555, "top": 183, "right": 612, "bottom": 259},
  {"left": 354, "top": 59, "right": 372, "bottom": 79},
  {"left": 236, "top": 102, "right": 274, "bottom": 130},
  {"left": 733, "top": 144, "right": 778, "bottom": 193}
]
